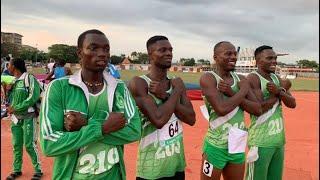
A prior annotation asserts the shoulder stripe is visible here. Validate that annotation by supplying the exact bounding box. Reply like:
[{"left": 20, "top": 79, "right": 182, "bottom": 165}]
[{"left": 41, "top": 81, "right": 62, "bottom": 142}]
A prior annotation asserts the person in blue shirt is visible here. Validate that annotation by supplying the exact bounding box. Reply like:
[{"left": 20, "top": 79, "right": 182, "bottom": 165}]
[
  {"left": 107, "top": 63, "right": 121, "bottom": 79},
  {"left": 45, "top": 59, "right": 72, "bottom": 81}
]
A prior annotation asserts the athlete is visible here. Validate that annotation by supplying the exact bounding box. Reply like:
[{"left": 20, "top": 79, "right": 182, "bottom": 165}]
[
  {"left": 40, "top": 29, "right": 141, "bottom": 180},
  {"left": 246, "top": 45, "right": 296, "bottom": 180},
  {"left": 128, "top": 35, "right": 196, "bottom": 180},
  {"left": 200, "top": 41, "right": 262, "bottom": 180},
  {"left": 6, "top": 58, "right": 43, "bottom": 180}
]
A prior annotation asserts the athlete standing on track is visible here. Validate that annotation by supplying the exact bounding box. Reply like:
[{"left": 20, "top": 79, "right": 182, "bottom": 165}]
[
  {"left": 246, "top": 45, "right": 296, "bottom": 180},
  {"left": 200, "top": 41, "right": 262, "bottom": 180},
  {"left": 6, "top": 58, "right": 43, "bottom": 180},
  {"left": 128, "top": 35, "right": 196, "bottom": 180},
  {"left": 40, "top": 29, "right": 141, "bottom": 180}
]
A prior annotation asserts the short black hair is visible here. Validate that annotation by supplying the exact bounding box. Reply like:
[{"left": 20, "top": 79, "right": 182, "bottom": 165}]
[
  {"left": 254, "top": 45, "right": 273, "bottom": 58},
  {"left": 12, "top": 58, "right": 27, "bottom": 73},
  {"left": 213, "top": 41, "right": 231, "bottom": 54},
  {"left": 146, "top": 35, "right": 168, "bottom": 50},
  {"left": 77, "top": 29, "right": 105, "bottom": 48},
  {"left": 56, "top": 59, "right": 66, "bottom": 66}
]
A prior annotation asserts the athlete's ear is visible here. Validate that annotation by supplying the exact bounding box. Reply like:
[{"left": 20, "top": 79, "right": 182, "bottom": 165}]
[
  {"left": 213, "top": 54, "right": 217, "bottom": 61},
  {"left": 255, "top": 56, "right": 260, "bottom": 66},
  {"left": 77, "top": 48, "right": 82, "bottom": 59}
]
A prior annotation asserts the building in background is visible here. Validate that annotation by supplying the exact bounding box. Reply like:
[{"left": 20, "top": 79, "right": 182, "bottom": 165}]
[
  {"left": 235, "top": 48, "right": 257, "bottom": 75},
  {"left": 1, "top": 32, "right": 23, "bottom": 44}
]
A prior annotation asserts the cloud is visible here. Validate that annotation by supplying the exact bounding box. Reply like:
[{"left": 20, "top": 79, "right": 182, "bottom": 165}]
[{"left": 1, "top": 0, "right": 318, "bottom": 63}]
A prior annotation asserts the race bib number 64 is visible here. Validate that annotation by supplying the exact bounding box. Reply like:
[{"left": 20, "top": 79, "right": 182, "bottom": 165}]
[{"left": 158, "top": 115, "right": 183, "bottom": 142}]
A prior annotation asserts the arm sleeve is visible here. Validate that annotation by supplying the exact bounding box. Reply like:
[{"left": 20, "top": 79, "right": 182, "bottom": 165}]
[
  {"left": 14, "top": 75, "right": 40, "bottom": 112},
  {"left": 40, "top": 81, "right": 103, "bottom": 157},
  {"left": 102, "top": 83, "right": 142, "bottom": 145}
]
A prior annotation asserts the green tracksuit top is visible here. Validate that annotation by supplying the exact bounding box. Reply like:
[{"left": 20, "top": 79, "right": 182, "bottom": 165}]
[
  {"left": 248, "top": 71, "right": 285, "bottom": 147},
  {"left": 203, "top": 71, "right": 245, "bottom": 149},
  {"left": 40, "top": 70, "right": 141, "bottom": 180},
  {"left": 10, "top": 72, "right": 40, "bottom": 117},
  {"left": 136, "top": 75, "right": 186, "bottom": 179}
]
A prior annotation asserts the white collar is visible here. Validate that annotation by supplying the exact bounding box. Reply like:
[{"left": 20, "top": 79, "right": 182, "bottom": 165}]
[
  {"left": 68, "top": 69, "right": 118, "bottom": 112},
  {"left": 17, "top": 72, "right": 28, "bottom": 80}
]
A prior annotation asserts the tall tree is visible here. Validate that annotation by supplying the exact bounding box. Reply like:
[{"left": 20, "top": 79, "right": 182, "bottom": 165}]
[
  {"left": 110, "top": 55, "right": 124, "bottom": 65},
  {"left": 296, "top": 59, "right": 319, "bottom": 68},
  {"left": 180, "top": 58, "right": 196, "bottom": 66},
  {"left": 197, "top": 59, "right": 210, "bottom": 65},
  {"left": 130, "top": 51, "right": 149, "bottom": 64},
  {"left": 47, "top": 44, "right": 78, "bottom": 63}
]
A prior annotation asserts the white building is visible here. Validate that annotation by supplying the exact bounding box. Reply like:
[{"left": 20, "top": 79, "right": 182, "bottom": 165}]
[{"left": 235, "top": 48, "right": 257, "bottom": 75}]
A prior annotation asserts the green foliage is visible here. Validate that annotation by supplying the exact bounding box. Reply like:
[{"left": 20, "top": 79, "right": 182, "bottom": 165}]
[
  {"left": 180, "top": 58, "right": 196, "bottom": 66},
  {"left": 47, "top": 44, "right": 78, "bottom": 63},
  {"left": 19, "top": 47, "right": 47, "bottom": 62},
  {"left": 1, "top": 43, "right": 47, "bottom": 62},
  {"left": 130, "top": 52, "right": 148, "bottom": 64},
  {"left": 37, "top": 51, "right": 48, "bottom": 62},
  {"left": 296, "top": 59, "right": 319, "bottom": 69},
  {"left": 19, "top": 48, "right": 36, "bottom": 61},
  {"left": 197, "top": 59, "right": 210, "bottom": 65},
  {"left": 110, "top": 55, "right": 124, "bottom": 64}
]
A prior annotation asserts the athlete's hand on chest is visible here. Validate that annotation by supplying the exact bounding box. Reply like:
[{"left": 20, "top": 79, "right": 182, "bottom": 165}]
[
  {"left": 218, "top": 80, "right": 234, "bottom": 97},
  {"left": 171, "top": 78, "right": 185, "bottom": 94},
  {"left": 64, "top": 111, "right": 87, "bottom": 131},
  {"left": 238, "top": 79, "right": 250, "bottom": 93},
  {"left": 149, "top": 80, "right": 169, "bottom": 100},
  {"left": 102, "top": 112, "right": 126, "bottom": 134},
  {"left": 266, "top": 82, "right": 281, "bottom": 96}
]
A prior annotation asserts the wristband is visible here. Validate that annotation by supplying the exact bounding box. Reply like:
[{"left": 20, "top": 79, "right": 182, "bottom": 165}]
[
  {"left": 279, "top": 88, "right": 286, "bottom": 97},
  {"left": 280, "top": 87, "right": 286, "bottom": 93}
]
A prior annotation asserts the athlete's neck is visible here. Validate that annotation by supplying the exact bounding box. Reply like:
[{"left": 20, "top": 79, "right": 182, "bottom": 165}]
[
  {"left": 148, "top": 66, "right": 168, "bottom": 82},
  {"left": 81, "top": 69, "right": 104, "bottom": 84},
  {"left": 13, "top": 71, "right": 22, "bottom": 78},
  {"left": 216, "top": 67, "right": 231, "bottom": 79},
  {"left": 257, "top": 68, "right": 272, "bottom": 81}
]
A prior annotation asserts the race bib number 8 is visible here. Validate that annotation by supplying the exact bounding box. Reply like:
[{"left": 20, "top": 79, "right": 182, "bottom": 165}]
[{"left": 202, "top": 160, "right": 213, "bottom": 177}]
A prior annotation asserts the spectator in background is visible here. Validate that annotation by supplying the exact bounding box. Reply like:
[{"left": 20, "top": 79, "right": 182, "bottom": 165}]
[
  {"left": 6, "top": 58, "right": 43, "bottom": 180},
  {"left": 2, "top": 61, "right": 11, "bottom": 75},
  {"left": 45, "top": 59, "right": 72, "bottom": 81},
  {"left": 107, "top": 63, "right": 121, "bottom": 79},
  {"left": 46, "top": 58, "right": 55, "bottom": 74},
  {"left": 1, "top": 61, "right": 15, "bottom": 119}
]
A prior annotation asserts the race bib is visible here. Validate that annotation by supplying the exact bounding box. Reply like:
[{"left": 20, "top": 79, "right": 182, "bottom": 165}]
[
  {"left": 202, "top": 160, "right": 213, "bottom": 177},
  {"left": 75, "top": 142, "right": 119, "bottom": 175},
  {"left": 158, "top": 114, "right": 183, "bottom": 146},
  {"left": 228, "top": 126, "right": 248, "bottom": 154}
]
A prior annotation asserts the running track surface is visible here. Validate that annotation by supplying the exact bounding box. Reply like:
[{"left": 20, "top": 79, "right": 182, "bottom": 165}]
[{"left": 1, "top": 92, "right": 318, "bottom": 180}]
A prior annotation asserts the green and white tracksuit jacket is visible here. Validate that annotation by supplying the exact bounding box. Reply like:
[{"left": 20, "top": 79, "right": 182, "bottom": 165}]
[
  {"left": 40, "top": 70, "right": 141, "bottom": 180},
  {"left": 10, "top": 72, "right": 42, "bottom": 173}
]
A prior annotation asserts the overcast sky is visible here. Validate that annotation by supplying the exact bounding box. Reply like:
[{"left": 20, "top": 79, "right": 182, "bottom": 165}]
[{"left": 1, "top": 0, "right": 319, "bottom": 63}]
